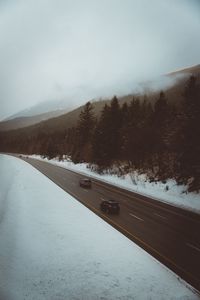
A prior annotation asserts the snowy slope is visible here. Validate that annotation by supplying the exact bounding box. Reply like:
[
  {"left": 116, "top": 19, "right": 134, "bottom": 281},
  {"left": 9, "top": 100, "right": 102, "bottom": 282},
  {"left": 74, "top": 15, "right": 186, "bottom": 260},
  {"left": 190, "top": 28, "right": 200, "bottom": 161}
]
[{"left": 0, "top": 154, "right": 199, "bottom": 300}]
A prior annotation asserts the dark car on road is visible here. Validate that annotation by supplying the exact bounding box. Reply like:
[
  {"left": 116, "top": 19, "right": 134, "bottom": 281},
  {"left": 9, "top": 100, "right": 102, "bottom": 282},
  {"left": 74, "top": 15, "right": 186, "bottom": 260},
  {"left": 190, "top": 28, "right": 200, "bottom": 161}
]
[
  {"left": 79, "top": 178, "right": 92, "bottom": 188},
  {"left": 100, "top": 200, "right": 120, "bottom": 214}
]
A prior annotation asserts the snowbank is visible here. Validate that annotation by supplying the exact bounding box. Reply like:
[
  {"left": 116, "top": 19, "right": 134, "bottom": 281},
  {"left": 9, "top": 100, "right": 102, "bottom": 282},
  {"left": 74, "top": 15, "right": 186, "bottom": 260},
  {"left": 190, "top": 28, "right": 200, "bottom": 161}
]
[
  {"left": 0, "top": 154, "right": 199, "bottom": 299},
  {"left": 30, "top": 155, "right": 200, "bottom": 214}
]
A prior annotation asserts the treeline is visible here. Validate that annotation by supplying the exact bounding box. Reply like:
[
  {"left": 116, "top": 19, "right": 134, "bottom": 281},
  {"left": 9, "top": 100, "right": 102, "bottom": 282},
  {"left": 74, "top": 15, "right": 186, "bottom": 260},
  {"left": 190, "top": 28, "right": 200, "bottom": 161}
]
[{"left": 0, "top": 75, "right": 200, "bottom": 192}]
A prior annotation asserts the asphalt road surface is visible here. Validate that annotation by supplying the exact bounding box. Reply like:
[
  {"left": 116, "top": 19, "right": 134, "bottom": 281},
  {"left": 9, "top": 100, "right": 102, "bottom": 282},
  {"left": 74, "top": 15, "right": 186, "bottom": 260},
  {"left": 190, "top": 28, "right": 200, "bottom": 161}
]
[{"left": 19, "top": 156, "right": 200, "bottom": 292}]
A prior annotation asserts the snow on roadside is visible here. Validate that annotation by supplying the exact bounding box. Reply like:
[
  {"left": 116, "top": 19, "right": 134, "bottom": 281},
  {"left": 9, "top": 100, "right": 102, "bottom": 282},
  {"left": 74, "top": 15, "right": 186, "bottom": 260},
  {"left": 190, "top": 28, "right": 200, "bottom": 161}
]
[
  {"left": 0, "top": 153, "right": 199, "bottom": 300},
  {"left": 29, "top": 155, "right": 200, "bottom": 214}
]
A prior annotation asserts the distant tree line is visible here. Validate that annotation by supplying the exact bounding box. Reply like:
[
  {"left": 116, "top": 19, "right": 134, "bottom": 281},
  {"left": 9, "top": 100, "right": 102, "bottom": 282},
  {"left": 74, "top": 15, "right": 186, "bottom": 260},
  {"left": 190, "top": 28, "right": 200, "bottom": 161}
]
[{"left": 0, "top": 75, "right": 199, "bottom": 192}]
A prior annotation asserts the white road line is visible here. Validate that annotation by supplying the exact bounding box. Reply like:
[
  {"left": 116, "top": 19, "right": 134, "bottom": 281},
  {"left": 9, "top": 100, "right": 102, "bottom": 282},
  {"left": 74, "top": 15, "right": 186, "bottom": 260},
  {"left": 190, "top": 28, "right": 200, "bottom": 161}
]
[
  {"left": 186, "top": 243, "right": 200, "bottom": 253},
  {"left": 82, "top": 189, "right": 89, "bottom": 193},
  {"left": 129, "top": 213, "right": 144, "bottom": 221},
  {"left": 100, "top": 197, "right": 105, "bottom": 201},
  {"left": 154, "top": 213, "right": 167, "bottom": 220}
]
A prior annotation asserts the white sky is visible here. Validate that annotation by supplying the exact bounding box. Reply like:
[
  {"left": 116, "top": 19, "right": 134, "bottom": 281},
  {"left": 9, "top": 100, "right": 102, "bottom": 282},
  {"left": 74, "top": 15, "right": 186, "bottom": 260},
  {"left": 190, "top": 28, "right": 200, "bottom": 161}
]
[{"left": 0, "top": 0, "right": 200, "bottom": 120}]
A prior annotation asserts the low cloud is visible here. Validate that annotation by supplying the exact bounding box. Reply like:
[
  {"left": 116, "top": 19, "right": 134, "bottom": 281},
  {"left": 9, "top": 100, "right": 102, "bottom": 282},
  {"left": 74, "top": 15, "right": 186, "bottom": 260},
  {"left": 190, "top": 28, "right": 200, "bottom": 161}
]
[{"left": 0, "top": 0, "right": 200, "bottom": 119}]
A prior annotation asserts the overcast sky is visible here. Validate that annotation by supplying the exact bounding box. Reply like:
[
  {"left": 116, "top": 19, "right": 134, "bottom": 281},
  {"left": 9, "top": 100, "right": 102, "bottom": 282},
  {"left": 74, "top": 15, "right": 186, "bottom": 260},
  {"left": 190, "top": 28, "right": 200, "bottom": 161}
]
[{"left": 0, "top": 0, "right": 200, "bottom": 120}]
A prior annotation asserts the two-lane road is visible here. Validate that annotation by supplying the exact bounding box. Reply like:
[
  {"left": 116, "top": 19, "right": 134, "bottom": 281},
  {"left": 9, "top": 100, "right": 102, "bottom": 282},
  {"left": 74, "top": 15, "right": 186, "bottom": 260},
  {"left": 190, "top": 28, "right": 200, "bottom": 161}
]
[{"left": 19, "top": 156, "right": 200, "bottom": 292}]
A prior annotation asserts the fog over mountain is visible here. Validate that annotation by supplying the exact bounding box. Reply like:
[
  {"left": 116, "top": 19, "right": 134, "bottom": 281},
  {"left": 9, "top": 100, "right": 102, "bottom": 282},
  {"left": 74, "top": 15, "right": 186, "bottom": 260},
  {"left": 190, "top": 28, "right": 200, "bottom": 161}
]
[
  {"left": 4, "top": 98, "right": 76, "bottom": 120},
  {"left": 1, "top": 0, "right": 200, "bottom": 120}
]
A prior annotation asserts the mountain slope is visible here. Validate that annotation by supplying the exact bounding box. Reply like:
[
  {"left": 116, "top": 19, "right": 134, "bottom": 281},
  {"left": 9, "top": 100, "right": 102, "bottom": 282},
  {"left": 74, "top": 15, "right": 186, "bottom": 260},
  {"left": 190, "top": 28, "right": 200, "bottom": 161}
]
[
  {"left": 31, "top": 64, "right": 199, "bottom": 134},
  {"left": 0, "top": 108, "right": 72, "bottom": 132},
  {"left": 1, "top": 64, "right": 199, "bottom": 133},
  {"left": 0, "top": 98, "right": 76, "bottom": 131}
]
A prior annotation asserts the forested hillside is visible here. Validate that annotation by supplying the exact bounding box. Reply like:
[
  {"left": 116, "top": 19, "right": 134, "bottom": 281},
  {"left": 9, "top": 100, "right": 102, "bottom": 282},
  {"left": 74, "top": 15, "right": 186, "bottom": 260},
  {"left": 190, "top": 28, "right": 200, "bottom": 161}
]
[{"left": 1, "top": 75, "right": 200, "bottom": 192}]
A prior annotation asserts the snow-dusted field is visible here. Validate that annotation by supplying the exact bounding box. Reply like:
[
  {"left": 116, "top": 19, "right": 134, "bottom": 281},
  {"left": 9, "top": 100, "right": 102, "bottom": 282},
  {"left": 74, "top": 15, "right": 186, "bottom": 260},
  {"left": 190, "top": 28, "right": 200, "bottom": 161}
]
[
  {"left": 30, "top": 155, "right": 200, "bottom": 214},
  {"left": 0, "top": 154, "right": 199, "bottom": 300}
]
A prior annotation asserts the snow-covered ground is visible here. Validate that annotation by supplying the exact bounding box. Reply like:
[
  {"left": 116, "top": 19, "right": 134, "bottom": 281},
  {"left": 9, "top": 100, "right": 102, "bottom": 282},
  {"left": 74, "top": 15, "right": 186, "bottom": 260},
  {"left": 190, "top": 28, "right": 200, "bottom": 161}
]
[
  {"left": 30, "top": 155, "right": 200, "bottom": 214},
  {"left": 0, "top": 154, "right": 199, "bottom": 299}
]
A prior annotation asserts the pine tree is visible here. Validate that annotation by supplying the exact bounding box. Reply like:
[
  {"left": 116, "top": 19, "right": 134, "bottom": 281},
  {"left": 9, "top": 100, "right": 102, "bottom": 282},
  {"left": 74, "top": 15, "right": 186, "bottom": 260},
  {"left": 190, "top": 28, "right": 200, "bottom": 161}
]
[
  {"left": 108, "top": 96, "right": 123, "bottom": 160},
  {"left": 120, "top": 97, "right": 144, "bottom": 168},
  {"left": 92, "top": 104, "right": 111, "bottom": 167},
  {"left": 150, "top": 91, "right": 171, "bottom": 175},
  {"left": 46, "top": 137, "right": 58, "bottom": 159},
  {"left": 177, "top": 75, "right": 200, "bottom": 191},
  {"left": 92, "top": 97, "right": 123, "bottom": 167},
  {"left": 75, "top": 101, "right": 95, "bottom": 162}
]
